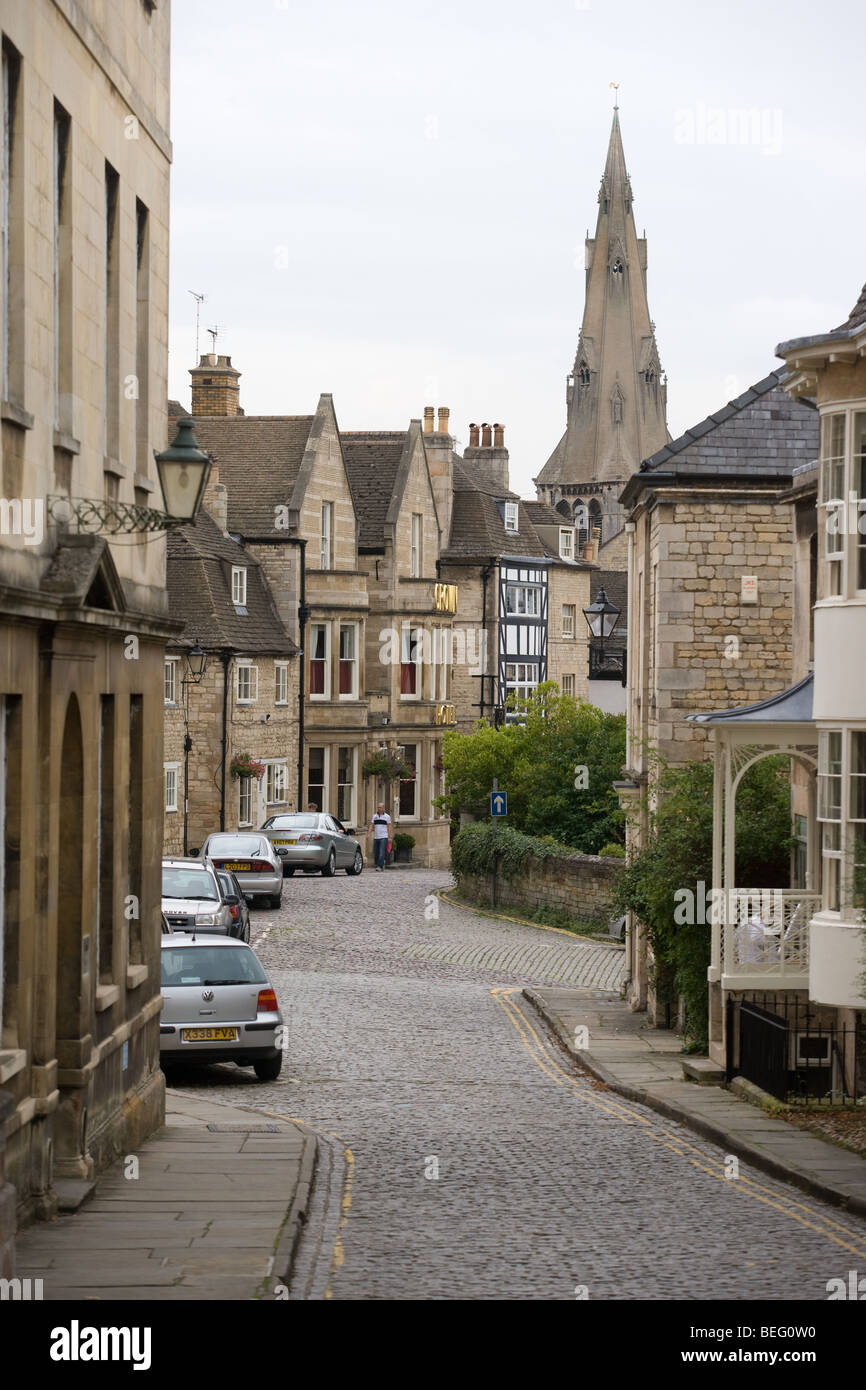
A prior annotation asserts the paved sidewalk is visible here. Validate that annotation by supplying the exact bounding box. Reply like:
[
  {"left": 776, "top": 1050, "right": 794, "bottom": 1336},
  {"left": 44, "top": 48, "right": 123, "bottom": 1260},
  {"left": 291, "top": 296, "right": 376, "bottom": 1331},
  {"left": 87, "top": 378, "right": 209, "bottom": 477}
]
[
  {"left": 14, "top": 1089, "right": 317, "bottom": 1300},
  {"left": 526, "top": 985, "right": 866, "bottom": 1219}
]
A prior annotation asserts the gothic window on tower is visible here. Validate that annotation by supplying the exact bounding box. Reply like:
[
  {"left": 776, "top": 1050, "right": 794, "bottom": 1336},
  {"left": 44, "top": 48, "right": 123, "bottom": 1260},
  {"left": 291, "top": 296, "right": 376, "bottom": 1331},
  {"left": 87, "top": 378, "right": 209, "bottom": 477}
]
[
  {"left": 611, "top": 258, "right": 623, "bottom": 276},
  {"left": 577, "top": 363, "right": 590, "bottom": 387},
  {"left": 589, "top": 498, "right": 603, "bottom": 546},
  {"left": 644, "top": 367, "right": 655, "bottom": 386}
]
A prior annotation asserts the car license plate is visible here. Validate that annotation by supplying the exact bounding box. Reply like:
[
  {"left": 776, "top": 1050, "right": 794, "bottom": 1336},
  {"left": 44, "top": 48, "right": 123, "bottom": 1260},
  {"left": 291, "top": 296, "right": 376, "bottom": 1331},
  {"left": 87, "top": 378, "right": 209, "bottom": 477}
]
[
  {"left": 273, "top": 839, "right": 296, "bottom": 846},
  {"left": 222, "top": 862, "right": 251, "bottom": 872},
  {"left": 181, "top": 1027, "right": 239, "bottom": 1042}
]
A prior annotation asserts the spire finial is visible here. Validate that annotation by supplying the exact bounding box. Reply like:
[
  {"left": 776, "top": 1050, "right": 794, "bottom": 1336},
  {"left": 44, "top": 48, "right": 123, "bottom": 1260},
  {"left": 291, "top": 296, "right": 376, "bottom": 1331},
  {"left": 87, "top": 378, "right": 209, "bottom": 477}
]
[{"left": 609, "top": 81, "right": 619, "bottom": 110}]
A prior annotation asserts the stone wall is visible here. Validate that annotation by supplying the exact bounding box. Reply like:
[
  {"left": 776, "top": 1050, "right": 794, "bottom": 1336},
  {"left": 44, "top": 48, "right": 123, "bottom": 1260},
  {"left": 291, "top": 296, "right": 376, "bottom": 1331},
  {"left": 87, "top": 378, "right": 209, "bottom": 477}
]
[{"left": 457, "top": 849, "right": 624, "bottom": 924}]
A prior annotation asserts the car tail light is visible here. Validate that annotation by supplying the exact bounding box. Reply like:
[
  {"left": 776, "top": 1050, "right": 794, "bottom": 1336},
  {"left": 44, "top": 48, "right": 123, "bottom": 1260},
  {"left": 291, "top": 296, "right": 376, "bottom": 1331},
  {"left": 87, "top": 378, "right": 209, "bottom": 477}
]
[
  {"left": 257, "top": 988, "right": 278, "bottom": 1013},
  {"left": 250, "top": 860, "right": 271, "bottom": 872},
  {"left": 230, "top": 905, "right": 239, "bottom": 920}
]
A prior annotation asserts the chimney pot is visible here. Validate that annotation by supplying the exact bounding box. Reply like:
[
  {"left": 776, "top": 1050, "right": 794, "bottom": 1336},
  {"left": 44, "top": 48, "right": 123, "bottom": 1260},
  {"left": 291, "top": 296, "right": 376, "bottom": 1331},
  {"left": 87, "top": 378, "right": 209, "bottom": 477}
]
[
  {"left": 493, "top": 422, "right": 504, "bottom": 447},
  {"left": 469, "top": 422, "right": 480, "bottom": 448},
  {"left": 437, "top": 406, "right": 450, "bottom": 434},
  {"left": 481, "top": 422, "right": 492, "bottom": 448},
  {"left": 423, "top": 406, "right": 435, "bottom": 433}
]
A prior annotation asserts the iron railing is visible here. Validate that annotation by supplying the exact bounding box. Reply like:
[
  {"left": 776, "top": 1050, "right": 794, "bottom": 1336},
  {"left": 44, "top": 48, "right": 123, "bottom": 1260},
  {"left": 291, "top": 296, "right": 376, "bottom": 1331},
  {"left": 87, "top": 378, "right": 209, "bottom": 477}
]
[{"left": 727, "top": 992, "right": 866, "bottom": 1105}]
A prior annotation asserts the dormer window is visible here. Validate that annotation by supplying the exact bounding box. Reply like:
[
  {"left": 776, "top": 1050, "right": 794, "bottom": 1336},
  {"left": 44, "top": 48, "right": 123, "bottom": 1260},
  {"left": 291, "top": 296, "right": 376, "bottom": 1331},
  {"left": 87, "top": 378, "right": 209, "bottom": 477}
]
[
  {"left": 559, "top": 528, "right": 574, "bottom": 560},
  {"left": 231, "top": 565, "right": 247, "bottom": 610},
  {"left": 504, "top": 502, "right": 519, "bottom": 533}
]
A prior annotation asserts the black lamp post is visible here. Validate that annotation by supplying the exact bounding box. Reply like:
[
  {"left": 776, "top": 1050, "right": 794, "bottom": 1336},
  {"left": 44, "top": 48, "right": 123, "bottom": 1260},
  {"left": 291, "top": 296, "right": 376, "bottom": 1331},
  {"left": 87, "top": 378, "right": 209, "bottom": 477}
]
[
  {"left": 181, "top": 640, "right": 209, "bottom": 855},
  {"left": 583, "top": 588, "right": 626, "bottom": 684}
]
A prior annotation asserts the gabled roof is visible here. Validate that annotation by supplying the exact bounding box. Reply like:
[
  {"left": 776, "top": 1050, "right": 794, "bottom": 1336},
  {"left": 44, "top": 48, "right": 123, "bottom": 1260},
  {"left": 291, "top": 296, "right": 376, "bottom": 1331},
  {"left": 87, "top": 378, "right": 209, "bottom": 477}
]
[
  {"left": 186, "top": 415, "right": 315, "bottom": 535},
  {"left": 443, "top": 459, "right": 548, "bottom": 561},
  {"left": 166, "top": 509, "right": 296, "bottom": 655},
  {"left": 621, "top": 370, "right": 818, "bottom": 506},
  {"left": 342, "top": 432, "right": 407, "bottom": 550},
  {"left": 41, "top": 535, "right": 126, "bottom": 612}
]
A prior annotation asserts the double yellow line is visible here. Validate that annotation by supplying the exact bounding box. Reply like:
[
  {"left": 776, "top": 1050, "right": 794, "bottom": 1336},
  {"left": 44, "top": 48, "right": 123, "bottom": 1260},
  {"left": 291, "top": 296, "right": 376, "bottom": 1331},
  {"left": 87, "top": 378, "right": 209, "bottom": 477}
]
[{"left": 492, "top": 986, "right": 866, "bottom": 1260}]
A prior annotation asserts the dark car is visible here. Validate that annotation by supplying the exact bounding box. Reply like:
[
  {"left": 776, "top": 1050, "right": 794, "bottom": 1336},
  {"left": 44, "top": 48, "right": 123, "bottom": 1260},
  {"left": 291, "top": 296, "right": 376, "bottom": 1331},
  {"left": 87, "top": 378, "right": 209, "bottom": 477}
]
[{"left": 216, "top": 869, "right": 251, "bottom": 942}]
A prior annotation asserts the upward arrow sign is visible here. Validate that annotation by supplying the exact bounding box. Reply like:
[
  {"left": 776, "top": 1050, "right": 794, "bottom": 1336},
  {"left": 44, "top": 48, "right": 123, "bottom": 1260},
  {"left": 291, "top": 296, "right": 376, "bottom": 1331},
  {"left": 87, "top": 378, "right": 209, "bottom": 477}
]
[{"left": 493, "top": 795, "right": 505, "bottom": 814}]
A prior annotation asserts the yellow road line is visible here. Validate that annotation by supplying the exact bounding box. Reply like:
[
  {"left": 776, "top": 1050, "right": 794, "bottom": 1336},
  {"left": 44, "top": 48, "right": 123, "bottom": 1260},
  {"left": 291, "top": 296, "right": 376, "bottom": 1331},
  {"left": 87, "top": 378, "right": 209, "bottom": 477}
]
[
  {"left": 492, "top": 987, "right": 866, "bottom": 1260},
  {"left": 325, "top": 1146, "right": 355, "bottom": 1300}
]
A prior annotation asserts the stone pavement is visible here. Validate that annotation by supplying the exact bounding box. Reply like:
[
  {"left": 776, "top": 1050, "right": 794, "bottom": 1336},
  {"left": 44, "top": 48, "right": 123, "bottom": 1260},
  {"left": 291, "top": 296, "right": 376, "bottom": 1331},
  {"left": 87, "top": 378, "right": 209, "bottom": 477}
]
[
  {"left": 526, "top": 985, "right": 866, "bottom": 1218},
  {"left": 13, "top": 1090, "right": 317, "bottom": 1300}
]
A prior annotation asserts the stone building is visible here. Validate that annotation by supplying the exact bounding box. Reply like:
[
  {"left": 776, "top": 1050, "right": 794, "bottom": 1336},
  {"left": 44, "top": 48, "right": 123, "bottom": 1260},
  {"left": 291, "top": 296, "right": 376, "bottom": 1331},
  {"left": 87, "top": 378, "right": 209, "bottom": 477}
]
[
  {"left": 687, "top": 284, "right": 866, "bottom": 1078},
  {"left": 618, "top": 370, "right": 818, "bottom": 1018},
  {"left": 0, "top": 0, "right": 174, "bottom": 1265},
  {"left": 163, "top": 494, "right": 298, "bottom": 856}
]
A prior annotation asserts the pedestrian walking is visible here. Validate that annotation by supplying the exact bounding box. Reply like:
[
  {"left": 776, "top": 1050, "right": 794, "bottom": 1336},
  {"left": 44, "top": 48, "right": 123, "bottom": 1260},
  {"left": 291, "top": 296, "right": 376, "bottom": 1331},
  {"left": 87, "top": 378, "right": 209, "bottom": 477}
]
[{"left": 368, "top": 802, "right": 392, "bottom": 872}]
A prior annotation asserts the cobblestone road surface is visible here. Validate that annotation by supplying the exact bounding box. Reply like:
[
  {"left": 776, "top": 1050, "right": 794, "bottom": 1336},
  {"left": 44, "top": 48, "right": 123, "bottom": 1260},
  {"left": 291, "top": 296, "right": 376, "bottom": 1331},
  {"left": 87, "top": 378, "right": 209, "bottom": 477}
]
[{"left": 168, "top": 868, "right": 866, "bottom": 1301}]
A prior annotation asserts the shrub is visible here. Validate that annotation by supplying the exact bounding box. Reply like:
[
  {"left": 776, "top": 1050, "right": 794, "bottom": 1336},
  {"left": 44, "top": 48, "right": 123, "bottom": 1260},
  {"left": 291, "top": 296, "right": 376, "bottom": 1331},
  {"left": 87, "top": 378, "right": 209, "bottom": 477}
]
[
  {"left": 451, "top": 821, "right": 572, "bottom": 881},
  {"left": 599, "top": 842, "right": 626, "bottom": 858},
  {"left": 393, "top": 832, "right": 415, "bottom": 852}
]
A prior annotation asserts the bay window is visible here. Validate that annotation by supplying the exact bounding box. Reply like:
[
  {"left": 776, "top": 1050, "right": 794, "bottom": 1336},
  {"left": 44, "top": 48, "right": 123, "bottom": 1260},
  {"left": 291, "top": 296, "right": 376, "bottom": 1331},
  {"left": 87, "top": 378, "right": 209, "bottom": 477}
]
[
  {"left": 818, "top": 728, "right": 866, "bottom": 914},
  {"left": 339, "top": 622, "right": 357, "bottom": 698},
  {"left": 820, "top": 410, "right": 866, "bottom": 597}
]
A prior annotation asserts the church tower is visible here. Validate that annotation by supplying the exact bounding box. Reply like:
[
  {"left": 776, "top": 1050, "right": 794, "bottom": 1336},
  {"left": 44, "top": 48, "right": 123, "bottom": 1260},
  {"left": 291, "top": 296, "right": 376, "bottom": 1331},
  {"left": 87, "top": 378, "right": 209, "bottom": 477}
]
[{"left": 535, "top": 106, "right": 669, "bottom": 556}]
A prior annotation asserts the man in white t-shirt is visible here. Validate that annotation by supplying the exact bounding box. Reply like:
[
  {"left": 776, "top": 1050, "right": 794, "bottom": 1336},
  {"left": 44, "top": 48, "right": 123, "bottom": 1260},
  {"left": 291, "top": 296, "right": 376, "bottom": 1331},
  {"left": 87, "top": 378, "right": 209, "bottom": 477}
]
[{"left": 368, "top": 803, "right": 392, "bottom": 872}]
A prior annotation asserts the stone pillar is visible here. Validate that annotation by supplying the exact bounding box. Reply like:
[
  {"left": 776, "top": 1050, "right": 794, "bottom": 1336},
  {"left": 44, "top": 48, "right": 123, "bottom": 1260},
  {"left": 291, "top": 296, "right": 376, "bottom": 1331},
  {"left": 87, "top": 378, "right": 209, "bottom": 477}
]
[{"left": 0, "top": 1091, "right": 16, "bottom": 1278}]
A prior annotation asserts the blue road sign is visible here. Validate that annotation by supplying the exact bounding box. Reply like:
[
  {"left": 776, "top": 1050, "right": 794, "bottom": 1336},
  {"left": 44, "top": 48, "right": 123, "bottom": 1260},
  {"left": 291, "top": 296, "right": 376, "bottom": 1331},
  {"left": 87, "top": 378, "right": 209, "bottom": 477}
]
[{"left": 490, "top": 790, "right": 507, "bottom": 817}]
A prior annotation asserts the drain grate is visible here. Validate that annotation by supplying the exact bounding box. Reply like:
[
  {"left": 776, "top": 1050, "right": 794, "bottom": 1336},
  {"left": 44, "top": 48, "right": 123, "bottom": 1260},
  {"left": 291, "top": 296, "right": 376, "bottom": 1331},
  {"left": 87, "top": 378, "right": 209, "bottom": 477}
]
[{"left": 207, "top": 1123, "right": 281, "bottom": 1133}]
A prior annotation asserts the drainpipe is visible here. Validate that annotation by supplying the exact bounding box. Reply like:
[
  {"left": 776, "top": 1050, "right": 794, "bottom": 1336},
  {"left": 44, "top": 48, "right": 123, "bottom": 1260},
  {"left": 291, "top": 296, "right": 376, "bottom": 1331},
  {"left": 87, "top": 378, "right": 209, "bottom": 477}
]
[
  {"left": 236, "top": 533, "right": 309, "bottom": 810},
  {"left": 220, "top": 649, "right": 231, "bottom": 831}
]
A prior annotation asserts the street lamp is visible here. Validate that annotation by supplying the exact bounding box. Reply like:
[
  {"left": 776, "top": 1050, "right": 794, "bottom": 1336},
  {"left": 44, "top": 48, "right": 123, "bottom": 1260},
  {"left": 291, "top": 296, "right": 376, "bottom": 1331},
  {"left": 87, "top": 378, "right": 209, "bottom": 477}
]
[
  {"left": 155, "top": 419, "right": 212, "bottom": 522},
  {"left": 583, "top": 588, "right": 626, "bottom": 685},
  {"left": 181, "top": 640, "right": 209, "bottom": 855}
]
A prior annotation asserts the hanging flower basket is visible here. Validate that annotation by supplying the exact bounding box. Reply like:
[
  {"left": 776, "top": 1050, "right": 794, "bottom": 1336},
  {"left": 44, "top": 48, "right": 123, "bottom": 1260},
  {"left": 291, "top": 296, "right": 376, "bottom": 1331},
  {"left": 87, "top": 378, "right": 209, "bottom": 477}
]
[
  {"left": 230, "top": 752, "right": 265, "bottom": 781},
  {"left": 361, "top": 751, "right": 412, "bottom": 782}
]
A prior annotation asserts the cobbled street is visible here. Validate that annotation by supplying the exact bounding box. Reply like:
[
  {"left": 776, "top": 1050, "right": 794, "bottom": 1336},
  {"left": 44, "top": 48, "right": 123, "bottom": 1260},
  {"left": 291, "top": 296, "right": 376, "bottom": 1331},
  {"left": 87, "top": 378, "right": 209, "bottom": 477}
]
[{"left": 168, "top": 868, "right": 866, "bottom": 1301}]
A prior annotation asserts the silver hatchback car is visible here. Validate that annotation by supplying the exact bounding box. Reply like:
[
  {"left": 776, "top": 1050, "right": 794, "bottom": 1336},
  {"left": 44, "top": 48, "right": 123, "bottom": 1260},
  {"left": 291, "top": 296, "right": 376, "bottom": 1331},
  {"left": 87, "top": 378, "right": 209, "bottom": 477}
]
[
  {"left": 159, "top": 934, "right": 283, "bottom": 1081},
  {"left": 198, "top": 833, "right": 285, "bottom": 908},
  {"left": 260, "top": 812, "right": 364, "bottom": 877},
  {"left": 162, "top": 857, "right": 235, "bottom": 934}
]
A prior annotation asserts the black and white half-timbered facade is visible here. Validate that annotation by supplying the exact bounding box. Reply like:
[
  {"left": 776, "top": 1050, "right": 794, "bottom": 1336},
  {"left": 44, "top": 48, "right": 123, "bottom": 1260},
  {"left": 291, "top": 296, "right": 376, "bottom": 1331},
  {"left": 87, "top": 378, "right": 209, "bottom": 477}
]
[{"left": 499, "top": 558, "right": 549, "bottom": 720}]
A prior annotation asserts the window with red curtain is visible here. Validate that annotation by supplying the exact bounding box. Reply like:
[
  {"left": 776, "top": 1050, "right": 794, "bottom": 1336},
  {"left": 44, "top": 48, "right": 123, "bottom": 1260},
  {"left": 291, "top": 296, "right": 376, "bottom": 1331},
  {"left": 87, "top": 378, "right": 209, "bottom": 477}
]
[{"left": 310, "top": 624, "right": 327, "bottom": 696}]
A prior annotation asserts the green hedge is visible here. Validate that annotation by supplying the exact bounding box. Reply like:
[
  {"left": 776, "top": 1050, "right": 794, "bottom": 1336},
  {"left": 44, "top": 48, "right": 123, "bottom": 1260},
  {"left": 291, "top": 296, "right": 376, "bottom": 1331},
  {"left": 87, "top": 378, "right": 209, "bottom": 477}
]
[{"left": 451, "top": 821, "right": 574, "bottom": 880}]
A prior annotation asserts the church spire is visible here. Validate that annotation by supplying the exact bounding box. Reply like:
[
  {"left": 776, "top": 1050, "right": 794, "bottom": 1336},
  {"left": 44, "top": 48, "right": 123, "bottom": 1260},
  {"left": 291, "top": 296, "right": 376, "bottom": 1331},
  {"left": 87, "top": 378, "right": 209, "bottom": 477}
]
[{"left": 535, "top": 108, "right": 669, "bottom": 502}]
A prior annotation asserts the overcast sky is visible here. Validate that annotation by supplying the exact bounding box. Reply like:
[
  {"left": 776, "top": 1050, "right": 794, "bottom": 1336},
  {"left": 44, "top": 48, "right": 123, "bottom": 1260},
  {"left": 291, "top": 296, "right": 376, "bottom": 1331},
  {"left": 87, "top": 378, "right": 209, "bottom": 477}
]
[{"left": 168, "top": 0, "right": 866, "bottom": 496}]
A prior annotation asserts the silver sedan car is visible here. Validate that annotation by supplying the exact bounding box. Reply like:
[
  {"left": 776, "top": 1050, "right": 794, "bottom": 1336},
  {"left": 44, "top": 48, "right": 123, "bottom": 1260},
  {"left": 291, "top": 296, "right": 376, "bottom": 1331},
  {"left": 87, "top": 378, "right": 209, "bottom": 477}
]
[
  {"left": 260, "top": 812, "right": 364, "bottom": 877},
  {"left": 198, "top": 832, "right": 286, "bottom": 908},
  {"left": 159, "top": 934, "right": 283, "bottom": 1080}
]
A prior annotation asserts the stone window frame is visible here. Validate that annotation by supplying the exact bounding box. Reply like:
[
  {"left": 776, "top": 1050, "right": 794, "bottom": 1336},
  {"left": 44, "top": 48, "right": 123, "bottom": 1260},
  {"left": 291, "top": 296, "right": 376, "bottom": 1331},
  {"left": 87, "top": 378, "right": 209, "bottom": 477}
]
[
  {"left": 164, "top": 656, "right": 179, "bottom": 705},
  {"left": 400, "top": 622, "right": 422, "bottom": 700},
  {"left": 396, "top": 742, "right": 419, "bottom": 821},
  {"left": 265, "top": 760, "right": 288, "bottom": 807},
  {"left": 309, "top": 622, "right": 331, "bottom": 700},
  {"left": 559, "top": 527, "right": 574, "bottom": 560},
  {"left": 320, "top": 501, "right": 334, "bottom": 570},
  {"left": 410, "top": 513, "right": 423, "bottom": 578},
  {"left": 237, "top": 776, "right": 253, "bottom": 828},
  {"left": 274, "top": 661, "right": 289, "bottom": 706},
  {"left": 562, "top": 673, "right": 575, "bottom": 697},
  {"left": 164, "top": 762, "right": 179, "bottom": 814},
  {"left": 338, "top": 621, "right": 359, "bottom": 700},
  {"left": 235, "top": 661, "right": 258, "bottom": 705},
  {"left": 336, "top": 745, "right": 356, "bottom": 827},
  {"left": 561, "top": 604, "right": 575, "bottom": 639}
]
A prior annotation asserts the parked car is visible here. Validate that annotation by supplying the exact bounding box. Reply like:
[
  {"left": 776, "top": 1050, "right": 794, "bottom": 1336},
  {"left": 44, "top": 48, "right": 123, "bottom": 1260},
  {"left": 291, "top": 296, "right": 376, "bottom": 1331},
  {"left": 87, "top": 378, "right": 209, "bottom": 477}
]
[
  {"left": 161, "top": 857, "right": 235, "bottom": 935},
  {"left": 198, "top": 832, "right": 285, "bottom": 909},
  {"left": 216, "top": 868, "right": 251, "bottom": 942},
  {"left": 260, "top": 812, "right": 364, "bottom": 877},
  {"left": 159, "top": 933, "right": 283, "bottom": 1081}
]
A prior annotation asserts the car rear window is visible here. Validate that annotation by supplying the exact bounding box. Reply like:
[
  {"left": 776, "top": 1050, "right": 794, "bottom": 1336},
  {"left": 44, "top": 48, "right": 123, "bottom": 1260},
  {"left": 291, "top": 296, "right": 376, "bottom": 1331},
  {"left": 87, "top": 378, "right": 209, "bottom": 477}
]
[
  {"left": 161, "top": 945, "right": 268, "bottom": 986},
  {"left": 206, "top": 836, "right": 266, "bottom": 857},
  {"left": 162, "top": 867, "right": 220, "bottom": 901},
  {"left": 266, "top": 815, "right": 317, "bottom": 829}
]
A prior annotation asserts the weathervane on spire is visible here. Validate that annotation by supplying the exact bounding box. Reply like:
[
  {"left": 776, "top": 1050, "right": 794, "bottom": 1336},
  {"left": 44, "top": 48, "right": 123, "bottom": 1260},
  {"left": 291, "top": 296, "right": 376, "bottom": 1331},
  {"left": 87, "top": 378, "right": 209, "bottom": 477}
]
[{"left": 610, "top": 81, "right": 619, "bottom": 110}]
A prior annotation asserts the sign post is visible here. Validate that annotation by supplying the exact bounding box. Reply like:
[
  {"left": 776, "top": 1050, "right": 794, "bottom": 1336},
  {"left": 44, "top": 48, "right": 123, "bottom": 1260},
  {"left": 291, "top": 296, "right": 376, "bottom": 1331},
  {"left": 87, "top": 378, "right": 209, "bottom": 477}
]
[{"left": 490, "top": 778, "right": 507, "bottom": 908}]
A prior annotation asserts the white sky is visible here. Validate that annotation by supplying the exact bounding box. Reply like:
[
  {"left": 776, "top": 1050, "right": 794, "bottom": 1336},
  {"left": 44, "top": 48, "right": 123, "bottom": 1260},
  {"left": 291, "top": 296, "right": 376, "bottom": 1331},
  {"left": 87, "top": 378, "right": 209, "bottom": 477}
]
[{"left": 168, "top": 0, "right": 866, "bottom": 496}]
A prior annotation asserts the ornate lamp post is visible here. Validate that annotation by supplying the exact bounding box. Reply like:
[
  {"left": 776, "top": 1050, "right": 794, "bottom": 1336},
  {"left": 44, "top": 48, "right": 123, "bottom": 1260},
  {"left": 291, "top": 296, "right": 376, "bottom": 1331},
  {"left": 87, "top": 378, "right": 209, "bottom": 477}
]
[{"left": 583, "top": 587, "right": 626, "bottom": 684}]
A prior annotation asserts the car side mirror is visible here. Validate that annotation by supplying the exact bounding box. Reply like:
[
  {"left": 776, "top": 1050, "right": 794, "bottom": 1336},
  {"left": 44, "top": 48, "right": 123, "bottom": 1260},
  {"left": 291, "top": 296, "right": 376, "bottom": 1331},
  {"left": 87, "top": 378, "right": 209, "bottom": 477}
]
[{"left": 224, "top": 894, "right": 239, "bottom": 906}]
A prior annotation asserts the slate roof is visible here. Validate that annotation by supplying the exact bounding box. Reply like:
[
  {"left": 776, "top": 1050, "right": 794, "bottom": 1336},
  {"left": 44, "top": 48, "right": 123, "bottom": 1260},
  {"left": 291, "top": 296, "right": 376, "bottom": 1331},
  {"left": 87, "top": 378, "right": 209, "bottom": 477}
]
[
  {"left": 341, "top": 432, "right": 406, "bottom": 550},
  {"left": 167, "top": 399, "right": 186, "bottom": 419},
  {"left": 442, "top": 458, "right": 547, "bottom": 561},
  {"left": 166, "top": 509, "right": 296, "bottom": 655},
  {"left": 185, "top": 415, "right": 314, "bottom": 536},
  {"left": 624, "top": 370, "right": 817, "bottom": 500},
  {"left": 834, "top": 282, "right": 866, "bottom": 334},
  {"left": 686, "top": 674, "right": 813, "bottom": 725},
  {"left": 524, "top": 500, "right": 567, "bottom": 527},
  {"left": 593, "top": 568, "right": 628, "bottom": 641}
]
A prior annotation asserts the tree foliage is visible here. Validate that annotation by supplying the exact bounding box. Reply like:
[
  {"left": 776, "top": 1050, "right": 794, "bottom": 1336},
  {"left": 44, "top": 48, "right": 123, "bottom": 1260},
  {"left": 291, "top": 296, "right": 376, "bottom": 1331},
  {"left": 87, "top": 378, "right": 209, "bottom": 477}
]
[
  {"left": 614, "top": 754, "right": 794, "bottom": 1046},
  {"left": 438, "top": 684, "right": 626, "bottom": 853}
]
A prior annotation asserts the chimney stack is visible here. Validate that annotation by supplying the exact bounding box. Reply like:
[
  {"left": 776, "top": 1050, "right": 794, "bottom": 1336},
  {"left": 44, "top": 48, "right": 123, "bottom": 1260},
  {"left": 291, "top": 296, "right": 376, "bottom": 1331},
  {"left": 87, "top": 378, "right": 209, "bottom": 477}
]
[
  {"left": 493, "top": 422, "right": 504, "bottom": 447},
  {"left": 423, "top": 405, "right": 435, "bottom": 433},
  {"left": 437, "top": 406, "right": 450, "bottom": 434},
  {"left": 481, "top": 422, "right": 492, "bottom": 447},
  {"left": 190, "top": 353, "right": 241, "bottom": 417},
  {"left": 469, "top": 422, "right": 480, "bottom": 448}
]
